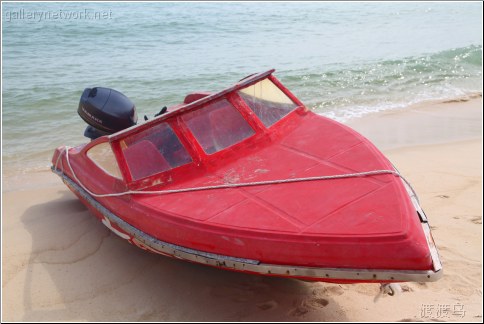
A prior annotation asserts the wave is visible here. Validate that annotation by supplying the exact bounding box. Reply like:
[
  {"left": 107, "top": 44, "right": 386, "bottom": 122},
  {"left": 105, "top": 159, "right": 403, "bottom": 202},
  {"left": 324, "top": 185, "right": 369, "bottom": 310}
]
[{"left": 282, "top": 45, "right": 482, "bottom": 121}]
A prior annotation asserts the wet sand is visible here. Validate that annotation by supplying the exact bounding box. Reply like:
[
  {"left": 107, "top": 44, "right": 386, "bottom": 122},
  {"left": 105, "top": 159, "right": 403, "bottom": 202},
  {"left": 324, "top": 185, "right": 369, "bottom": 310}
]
[{"left": 2, "top": 98, "right": 482, "bottom": 321}]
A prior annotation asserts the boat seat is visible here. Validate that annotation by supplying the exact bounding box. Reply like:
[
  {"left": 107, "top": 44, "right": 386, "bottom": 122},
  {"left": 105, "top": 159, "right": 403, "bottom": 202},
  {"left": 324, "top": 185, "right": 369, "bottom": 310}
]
[
  {"left": 183, "top": 92, "right": 211, "bottom": 104},
  {"left": 124, "top": 140, "right": 171, "bottom": 180}
]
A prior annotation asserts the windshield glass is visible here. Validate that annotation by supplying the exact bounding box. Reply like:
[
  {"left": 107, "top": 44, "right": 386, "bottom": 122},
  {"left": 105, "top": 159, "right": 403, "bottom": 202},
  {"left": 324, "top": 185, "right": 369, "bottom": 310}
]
[
  {"left": 182, "top": 99, "right": 255, "bottom": 154},
  {"left": 120, "top": 122, "right": 192, "bottom": 180},
  {"left": 238, "top": 78, "right": 298, "bottom": 127},
  {"left": 87, "top": 142, "right": 122, "bottom": 179}
]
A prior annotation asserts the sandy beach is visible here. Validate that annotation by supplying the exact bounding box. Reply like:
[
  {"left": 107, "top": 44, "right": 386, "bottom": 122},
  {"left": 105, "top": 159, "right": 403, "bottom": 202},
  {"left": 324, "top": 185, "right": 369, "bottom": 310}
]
[{"left": 2, "top": 98, "right": 482, "bottom": 322}]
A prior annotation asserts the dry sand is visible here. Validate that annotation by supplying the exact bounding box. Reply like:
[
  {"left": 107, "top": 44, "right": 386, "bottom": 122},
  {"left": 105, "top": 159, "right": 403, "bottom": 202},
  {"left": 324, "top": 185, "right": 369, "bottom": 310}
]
[{"left": 2, "top": 98, "right": 482, "bottom": 321}]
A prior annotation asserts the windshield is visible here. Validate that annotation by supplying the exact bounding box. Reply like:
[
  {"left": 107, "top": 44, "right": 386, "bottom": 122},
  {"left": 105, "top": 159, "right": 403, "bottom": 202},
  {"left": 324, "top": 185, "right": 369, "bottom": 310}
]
[
  {"left": 238, "top": 78, "right": 298, "bottom": 127},
  {"left": 120, "top": 122, "right": 192, "bottom": 180},
  {"left": 182, "top": 99, "right": 255, "bottom": 154}
]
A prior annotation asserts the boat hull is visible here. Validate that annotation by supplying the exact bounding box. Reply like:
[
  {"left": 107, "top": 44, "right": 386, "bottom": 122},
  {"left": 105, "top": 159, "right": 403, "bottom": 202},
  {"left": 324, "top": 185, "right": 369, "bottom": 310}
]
[{"left": 54, "top": 168, "right": 442, "bottom": 284}]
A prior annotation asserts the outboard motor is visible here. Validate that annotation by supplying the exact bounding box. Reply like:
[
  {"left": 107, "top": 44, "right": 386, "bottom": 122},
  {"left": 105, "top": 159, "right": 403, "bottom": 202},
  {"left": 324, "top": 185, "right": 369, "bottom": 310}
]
[{"left": 78, "top": 87, "right": 138, "bottom": 140}]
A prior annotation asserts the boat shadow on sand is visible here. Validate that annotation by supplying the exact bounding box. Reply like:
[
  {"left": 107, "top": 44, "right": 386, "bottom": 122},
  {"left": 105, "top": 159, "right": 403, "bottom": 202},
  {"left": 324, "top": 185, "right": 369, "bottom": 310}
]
[{"left": 20, "top": 189, "right": 349, "bottom": 322}]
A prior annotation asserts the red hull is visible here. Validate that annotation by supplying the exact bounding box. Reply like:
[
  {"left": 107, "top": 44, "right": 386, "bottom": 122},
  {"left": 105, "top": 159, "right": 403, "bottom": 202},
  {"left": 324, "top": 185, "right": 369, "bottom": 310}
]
[{"left": 52, "top": 70, "right": 442, "bottom": 283}]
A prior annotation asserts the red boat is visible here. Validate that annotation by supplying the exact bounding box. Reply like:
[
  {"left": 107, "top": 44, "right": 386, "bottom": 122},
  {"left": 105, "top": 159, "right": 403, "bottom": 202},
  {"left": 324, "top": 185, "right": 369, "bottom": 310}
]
[{"left": 52, "top": 69, "right": 442, "bottom": 286}]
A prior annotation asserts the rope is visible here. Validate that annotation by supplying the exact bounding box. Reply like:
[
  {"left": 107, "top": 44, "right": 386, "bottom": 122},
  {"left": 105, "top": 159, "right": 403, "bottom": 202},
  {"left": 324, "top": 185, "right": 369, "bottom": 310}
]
[{"left": 55, "top": 146, "right": 420, "bottom": 203}]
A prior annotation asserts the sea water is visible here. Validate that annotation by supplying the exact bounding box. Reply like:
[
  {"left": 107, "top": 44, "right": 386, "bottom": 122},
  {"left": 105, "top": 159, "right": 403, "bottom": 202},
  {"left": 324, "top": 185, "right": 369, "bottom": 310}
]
[{"left": 2, "top": 2, "right": 482, "bottom": 173}]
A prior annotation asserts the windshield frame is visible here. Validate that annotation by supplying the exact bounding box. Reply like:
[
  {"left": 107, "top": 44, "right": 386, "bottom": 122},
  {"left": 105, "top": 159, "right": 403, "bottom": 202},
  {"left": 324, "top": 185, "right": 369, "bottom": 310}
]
[
  {"left": 106, "top": 70, "right": 306, "bottom": 188},
  {"left": 237, "top": 77, "right": 301, "bottom": 128}
]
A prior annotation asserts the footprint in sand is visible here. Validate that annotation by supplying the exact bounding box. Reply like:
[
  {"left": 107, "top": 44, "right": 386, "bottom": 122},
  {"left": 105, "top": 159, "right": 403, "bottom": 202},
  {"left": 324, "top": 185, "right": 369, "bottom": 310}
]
[
  {"left": 471, "top": 216, "right": 482, "bottom": 224},
  {"left": 415, "top": 282, "right": 428, "bottom": 289},
  {"left": 257, "top": 300, "right": 278, "bottom": 311},
  {"left": 400, "top": 284, "right": 414, "bottom": 293},
  {"left": 288, "top": 305, "right": 310, "bottom": 317},
  {"left": 436, "top": 195, "right": 450, "bottom": 199},
  {"left": 316, "top": 285, "right": 345, "bottom": 296},
  {"left": 288, "top": 298, "right": 329, "bottom": 317},
  {"left": 307, "top": 298, "right": 329, "bottom": 308}
]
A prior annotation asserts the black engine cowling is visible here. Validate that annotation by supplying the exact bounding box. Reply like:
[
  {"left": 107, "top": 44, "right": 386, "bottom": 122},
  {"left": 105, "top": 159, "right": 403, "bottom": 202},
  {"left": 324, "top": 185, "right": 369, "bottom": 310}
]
[{"left": 78, "top": 87, "right": 137, "bottom": 139}]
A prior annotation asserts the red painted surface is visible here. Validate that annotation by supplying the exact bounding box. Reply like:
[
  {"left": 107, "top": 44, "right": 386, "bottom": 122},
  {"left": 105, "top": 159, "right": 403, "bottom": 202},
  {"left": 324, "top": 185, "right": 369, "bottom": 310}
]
[
  {"left": 183, "top": 91, "right": 212, "bottom": 104},
  {"left": 52, "top": 70, "right": 433, "bottom": 282}
]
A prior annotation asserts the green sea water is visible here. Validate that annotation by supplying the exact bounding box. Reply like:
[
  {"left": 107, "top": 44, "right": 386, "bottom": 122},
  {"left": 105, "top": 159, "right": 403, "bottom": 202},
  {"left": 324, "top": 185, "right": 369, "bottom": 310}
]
[{"left": 2, "top": 2, "right": 482, "bottom": 174}]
